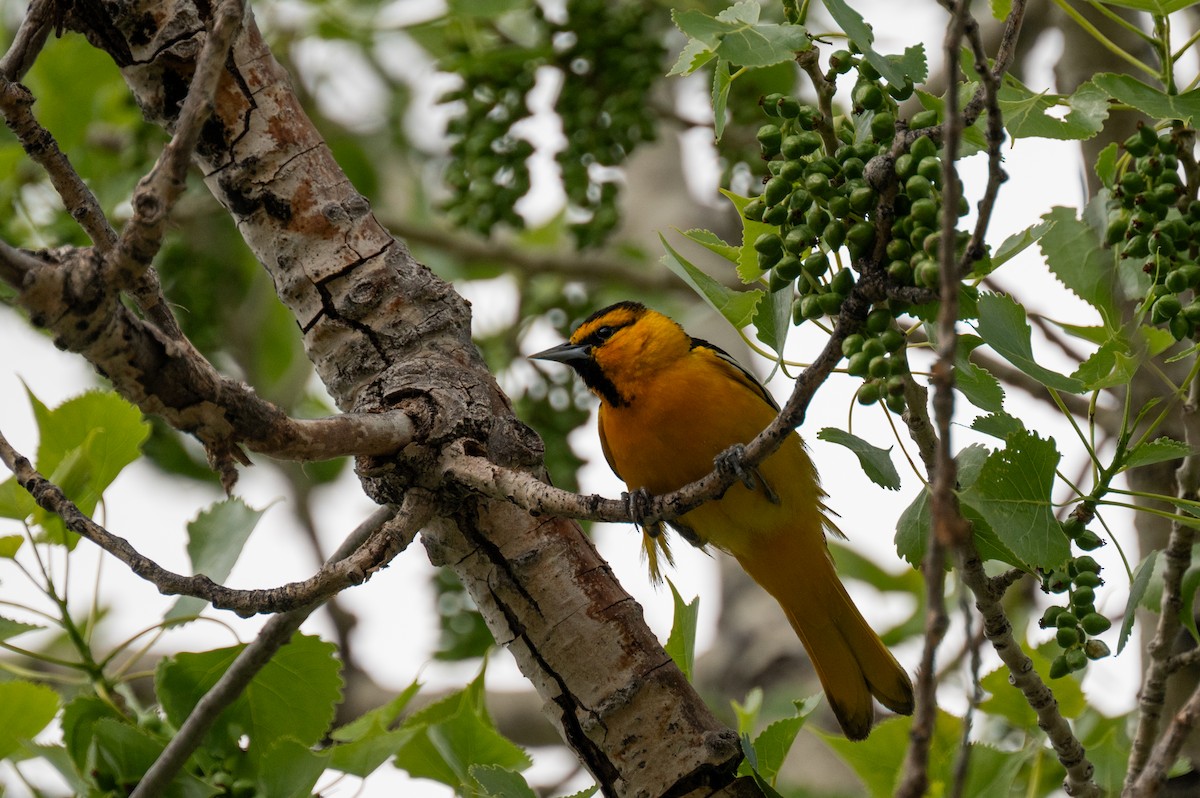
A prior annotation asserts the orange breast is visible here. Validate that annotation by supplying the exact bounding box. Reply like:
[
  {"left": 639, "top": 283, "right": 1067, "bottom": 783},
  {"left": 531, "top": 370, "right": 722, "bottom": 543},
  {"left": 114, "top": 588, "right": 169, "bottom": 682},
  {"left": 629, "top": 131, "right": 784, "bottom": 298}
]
[{"left": 598, "top": 351, "right": 825, "bottom": 558}]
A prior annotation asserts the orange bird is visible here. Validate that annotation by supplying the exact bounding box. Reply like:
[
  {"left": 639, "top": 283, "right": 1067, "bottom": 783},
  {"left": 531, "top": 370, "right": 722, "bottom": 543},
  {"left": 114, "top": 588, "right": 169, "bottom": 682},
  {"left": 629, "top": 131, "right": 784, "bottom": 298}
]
[{"left": 531, "top": 301, "right": 913, "bottom": 739}]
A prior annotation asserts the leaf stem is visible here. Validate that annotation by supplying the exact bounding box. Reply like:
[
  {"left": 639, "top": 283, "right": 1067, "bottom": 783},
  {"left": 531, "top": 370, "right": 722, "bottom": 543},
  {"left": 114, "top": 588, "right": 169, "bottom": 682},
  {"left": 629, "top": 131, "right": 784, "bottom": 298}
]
[{"left": 1050, "top": 0, "right": 1159, "bottom": 79}]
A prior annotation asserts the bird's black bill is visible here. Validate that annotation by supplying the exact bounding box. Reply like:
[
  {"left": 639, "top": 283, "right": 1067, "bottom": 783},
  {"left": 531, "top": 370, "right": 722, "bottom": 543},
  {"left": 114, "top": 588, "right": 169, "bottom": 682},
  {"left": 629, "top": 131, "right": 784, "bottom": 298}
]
[{"left": 529, "top": 342, "right": 591, "bottom": 365}]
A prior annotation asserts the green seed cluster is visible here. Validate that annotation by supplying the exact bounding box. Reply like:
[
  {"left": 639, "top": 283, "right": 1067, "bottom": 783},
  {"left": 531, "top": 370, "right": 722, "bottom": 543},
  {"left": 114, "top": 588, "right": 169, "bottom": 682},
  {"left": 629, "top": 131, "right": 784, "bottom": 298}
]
[
  {"left": 442, "top": 50, "right": 536, "bottom": 236},
  {"left": 1040, "top": 542, "right": 1111, "bottom": 679},
  {"left": 1104, "top": 124, "right": 1198, "bottom": 339},
  {"left": 745, "top": 51, "right": 958, "bottom": 413},
  {"left": 553, "top": 0, "right": 664, "bottom": 248},
  {"left": 439, "top": 0, "right": 664, "bottom": 247}
]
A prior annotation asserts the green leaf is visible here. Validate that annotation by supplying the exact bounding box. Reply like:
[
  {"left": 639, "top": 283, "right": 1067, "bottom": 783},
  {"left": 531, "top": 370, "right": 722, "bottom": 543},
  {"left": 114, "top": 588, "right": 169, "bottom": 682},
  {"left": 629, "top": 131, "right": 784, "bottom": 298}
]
[
  {"left": 255, "top": 738, "right": 329, "bottom": 798},
  {"left": 1123, "top": 437, "right": 1197, "bottom": 470},
  {"left": 975, "top": 293, "right": 1085, "bottom": 392},
  {"left": 166, "top": 498, "right": 267, "bottom": 623},
  {"left": 1181, "top": 564, "right": 1200, "bottom": 643},
  {"left": 1118, "top": 554, "right": 1156, "bottom": 652},
  {"left": 61, "top": 695, "right": 123, "bottom": 769},
  {"left": 955, "top": 335, "right": 1004, "bottom": 414},
  {"left": 0, "top": 533, "right": 23, "bottom": 557},
  {"left": 1072, "top": 338, "right": 1141, "bottom": 390},
  {"left": 750, "top": 698, "right": 818, "bottom": 783},
  {"left": 1092, "top": 73, "right": 1200, "bottom": 124},
  {"left": 983, "top": 219, "right": 1054, "bottom": 275},
  {"left": 471, "top": 765, "right": 538, "bottom": 798},
  {"left": 731, "top": 688, "right": 763, "bottom": 736},
  {"left": 999, "top": 78, "right": 1109, "bottom": 140},
  {"left": 962, "top": 430, "right": 1067, "bottom": 570},
  {"left": 673, "top": 4, "right": 810, "bottom": 69},
  {"left": 816, "top": 428, "right": 901, "bottom": 490},
  {"left": 1039, "top": 206, "right": 1119, "bottom": 324},
  {"left": 753, "top": 288, "right": 791, "bottom": 358},
  {"left": 0, "top": 479, "right": 36, "bottom": 521},
  {"left": 1095, "top": 141, "right": 1120, "bottom": 188},
  {"left": 0, "top": 615, "right": 43, "bottom": 642},
  {"left": 156, "top": 633, "right": 343, "bottom": 762},
  {"left": 819, "top": 712, "right": 961, "bottom": 796},
  {"left": 821, "top": 0, "right": 927, "bottom": 86},
  {"left": 1097, "top": 0, "right": 1200, "bottom": 15},
  {"left": 668, "top": 38, "right": 717, "bottom": 77},
  {"left": 660, "top": 234, "right": 763, "bottom": 328},
  {"left": 681, "top": 228, "right": 740, "bottom": 265},
  {"left": 0, "top": 681, "right": 59, "bottom": 759},
  {"left": 27, "top": 388, "right": 149, "bottom": 547},
  {"left": 970, "top": 412, "right": 1026, "bottom": 440},
  {"left": 330, "top": 683, "right": 422, "bottom": 777},
  {"left": 712, "top": 58, "right": 734, "bottom": 141},
  {"left": 720, "top": 189, "right": 780, "bottom": 283},
  {"left": 991, "top": 0, "right": 1013, "bottom": 17},
  {"left": 664, "top": 580, "right": 699, "bottom": 682},
  {"left": 393, "top": 666, "right": 530, "bottom": 791},
  {"left": 894, "top": 487, "right": 931, "bottom": 568}
]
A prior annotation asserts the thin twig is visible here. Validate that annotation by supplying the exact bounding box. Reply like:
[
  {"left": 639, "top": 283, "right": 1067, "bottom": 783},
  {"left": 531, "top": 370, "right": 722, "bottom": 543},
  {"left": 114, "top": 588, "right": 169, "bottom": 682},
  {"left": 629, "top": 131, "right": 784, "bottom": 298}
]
[
  {"left": 129, "top": 498, "right": 428, "bottom": 798},
  {"left": 0, "top": 429, "right": 419, "bottom": 616},
  {"left": 106, "top": 0, "right": 247, "bottom": 340},
  {"left": 0, "top": 0, "right": 55, "bottom": 82}
]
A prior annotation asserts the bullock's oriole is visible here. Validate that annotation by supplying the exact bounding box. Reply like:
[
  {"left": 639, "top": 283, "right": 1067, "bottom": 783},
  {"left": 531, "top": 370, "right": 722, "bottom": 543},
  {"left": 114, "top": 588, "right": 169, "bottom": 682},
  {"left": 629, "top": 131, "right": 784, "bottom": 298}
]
[{"left": 531, "top": 300, "right": 913, "bottom": 740}]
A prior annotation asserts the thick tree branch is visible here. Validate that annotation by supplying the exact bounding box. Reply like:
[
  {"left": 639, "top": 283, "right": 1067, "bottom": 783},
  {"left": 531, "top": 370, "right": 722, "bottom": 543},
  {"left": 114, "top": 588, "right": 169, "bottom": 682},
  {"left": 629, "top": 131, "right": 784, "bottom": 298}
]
[{"left": 129, "top": 498, "right": 426, "bottom": 798}]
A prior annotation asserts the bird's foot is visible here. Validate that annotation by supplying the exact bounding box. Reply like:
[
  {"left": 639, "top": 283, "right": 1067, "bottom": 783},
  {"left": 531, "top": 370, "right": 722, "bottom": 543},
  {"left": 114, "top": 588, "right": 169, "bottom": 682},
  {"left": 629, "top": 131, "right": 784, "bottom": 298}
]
[
  {"left": 714, "top": 443, "right": 756, "bottom": 491},
  {"left": 714, "top": 443, "right": 780, "bottom": 504},
  {"left": 623, "top": 487, "right": 656, "bottom": 529}
]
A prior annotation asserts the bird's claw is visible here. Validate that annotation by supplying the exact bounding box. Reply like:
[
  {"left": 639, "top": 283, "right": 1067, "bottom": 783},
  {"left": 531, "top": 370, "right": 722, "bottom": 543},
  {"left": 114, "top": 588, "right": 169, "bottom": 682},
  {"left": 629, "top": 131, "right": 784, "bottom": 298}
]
[
  {"left": 715, "top": 444, "right": 756, "bottom": 491},
  {"left": 714, "top": 443, "right": 780, "bottom": 505},
  {"left": 623, "top": 487, "right": 656, "bottom": 529}
]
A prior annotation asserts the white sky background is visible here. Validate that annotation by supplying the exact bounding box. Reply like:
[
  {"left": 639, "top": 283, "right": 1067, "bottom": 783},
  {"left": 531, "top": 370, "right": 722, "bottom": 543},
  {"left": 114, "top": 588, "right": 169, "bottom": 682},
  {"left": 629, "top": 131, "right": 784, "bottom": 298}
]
[{"left": 0, "top": 0, "right": 1186, "bottom": 795}]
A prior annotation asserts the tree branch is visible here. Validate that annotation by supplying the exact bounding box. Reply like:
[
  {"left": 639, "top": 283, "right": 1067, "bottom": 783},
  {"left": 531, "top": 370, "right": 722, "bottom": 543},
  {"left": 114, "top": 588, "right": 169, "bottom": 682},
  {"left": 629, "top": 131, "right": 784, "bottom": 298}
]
[
  {"left": 0, "top": 428, "right": 420, "bottom": 616},
  {"left": 0, "top": 0, "right": 55, "bottom": 82},
  {"left": 1126, "top": 376, "right": 1200, "bottom": 789},
  {"left": 129, "top": 498, "right": 428, "bottom": 798}
]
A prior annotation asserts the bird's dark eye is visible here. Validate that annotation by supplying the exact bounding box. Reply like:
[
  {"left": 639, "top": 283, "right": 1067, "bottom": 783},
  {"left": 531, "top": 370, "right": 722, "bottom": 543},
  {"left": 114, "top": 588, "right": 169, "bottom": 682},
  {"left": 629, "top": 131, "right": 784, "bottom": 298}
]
[{"left": 594, "top": 325, "right": 614, "bottom": 342}]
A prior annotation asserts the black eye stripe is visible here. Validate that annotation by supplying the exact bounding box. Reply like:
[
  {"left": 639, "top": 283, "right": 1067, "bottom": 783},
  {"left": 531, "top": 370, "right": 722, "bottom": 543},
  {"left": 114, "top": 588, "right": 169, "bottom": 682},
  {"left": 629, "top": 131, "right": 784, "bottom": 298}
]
[{"left": 583, "top": 322, "right": 627, "bottom": 347}]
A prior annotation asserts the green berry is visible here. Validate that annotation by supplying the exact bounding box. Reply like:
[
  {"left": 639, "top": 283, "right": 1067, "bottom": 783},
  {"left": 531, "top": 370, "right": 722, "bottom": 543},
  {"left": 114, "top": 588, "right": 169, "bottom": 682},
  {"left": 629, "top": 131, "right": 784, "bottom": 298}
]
[
  {"left": 854, "top": 82, "right": 885, "bottom": 111},
  {"left": 910, "top": 135, "right": 937, "bottom": 162},
  {"left": 886, "top": 374, "right": 907, "bottom": 396},
  {"left": 754, "top": 232, "right": 784, "bottom": 256},
  {"left": 1085, "top": 639, "right": 1112, "bottom": 660},
  {"left": 1056, "top": 626, "right": 1080, "bottom": 647},
  {"left": 1074, "top": 556, "right": 1101, "bottom": 574},
  {"left": 831, "top": 266, "right": 855, "bottom": 295},
  {"left": 764, "top": 177, "right": 791, "bottom": 206},
  {"left": 743, "top": 199, "right": 765, "bottom": 222},
  {"left": 800, "top": 294, "right": 823, "bottom": 319},
  {"left": 910, "top": 197, "right": 939, "bottom": 226},
  {"left": 1076, "top": 530, "right": 1105, "bottom": 551},
  {"left": 775, "top": 254, "right": 803, "bottom": 280},
  {"left": 866, "top": 308, "right": 892, "bottom": 334},
  {"left": 761, "top": 94, "right": 785, "bottom": 117},
  {"left": 846, "top": 221, "right": 875, "bottom": 258},
  {"left": 1072, "top": 585, "right": 1096, "bottom": 607},
  {"left": 823, "top": 220, "right": 847, "bottom": 249},
  {"left": 805, "top": 172, "right": 833, "bottom": 198},
  {"left": 885, "top": 393, "right": 907, "bottom": 413},
  {"left": 1073, "top": 570, "right": 1102, "bottom": 588},
  {"left": 880, "top": 328, "right": 905, "bottom": 352},
  {"left": 861, "top": 337, "right": 886, "bottom": 359},
  {"left": 842, "top": 334, "right": 867, "bottom": 357},
  {"left": 1081, "top": 612, "right": 1112, "bottom": 635},
  {"left": 917, "top": 156, "right": 942, "bottom": 184},
  {"left": 757, "top": 124, "right": 783, "bottom": 156},
  {"left": 1056, "top": 611, "right": 1079, "bottom": 628},
  {"left": 818, "top": 291, "right": 844, "bottom": 314},
  {"left": 857, "top": 381, "right": 882, "bottom": 405},
  {"left": 905, "top": 175, "right": 934, "bottom": 200},
  {"left": 871, "top": 112, "right": 896, "bottom": 141},
  {"left": 804, "top": 251, "right": 831, "bottom": 277},
  {"left": 1040, "top": 605, "right": 1065, "bottom": 628},
  {"left": 828, "top": 194, "right": 852, "bottom": 219},
  {"left": 868, "top": 355, "right": 891, "bottom": 378},
  {"left": 1049, "top": 655, "right": 1070, "bottom": 679},
  {"left": 829, "top": 50, "right": 855, "bottom": 74},
  {"left": 1152, "top": 294, "right": 1183, "bottom": 322},
  {"left": 785, "top": 224, "right": 817, "bottom": 253},
  {"left": 1066, "top": 648, "right": 1088, "bottom": 672},
  {"left": 847, "top": 351, "right": 870, "bottom": 377},
  {"left": 778, "top": 97, "right": 801, "bottom": 119},
  {"left": 849, "top": 186, "right": 876, "bottom": 214},
  {"left": 910, "top": 109, "right": 939, "bottom": 130}
]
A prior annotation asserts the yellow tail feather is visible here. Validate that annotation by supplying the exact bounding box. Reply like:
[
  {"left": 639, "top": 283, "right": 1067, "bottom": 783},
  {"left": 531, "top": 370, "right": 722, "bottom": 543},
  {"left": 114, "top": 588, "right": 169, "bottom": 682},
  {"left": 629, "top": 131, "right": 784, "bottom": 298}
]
[{"left": 735, "top": 533, "right": 913, "bottom": 740}]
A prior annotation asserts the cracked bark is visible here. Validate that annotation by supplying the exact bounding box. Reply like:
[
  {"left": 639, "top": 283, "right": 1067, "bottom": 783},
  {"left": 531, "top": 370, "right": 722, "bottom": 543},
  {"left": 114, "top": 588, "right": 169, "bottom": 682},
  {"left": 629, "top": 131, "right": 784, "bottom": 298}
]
[{"left": 50, "top": 0, "right": 755, "bottom": 794}]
